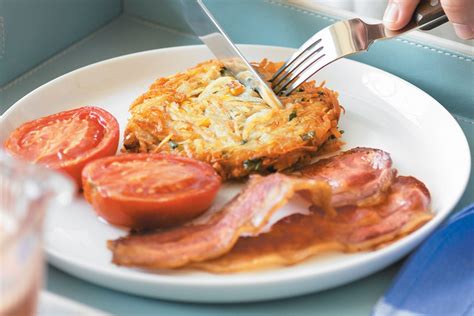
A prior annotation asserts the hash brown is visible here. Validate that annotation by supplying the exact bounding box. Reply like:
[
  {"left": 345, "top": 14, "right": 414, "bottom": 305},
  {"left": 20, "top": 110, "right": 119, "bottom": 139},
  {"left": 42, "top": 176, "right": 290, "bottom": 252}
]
[{"left": 123, "top": 59, "right": 342, "bottom": 179}]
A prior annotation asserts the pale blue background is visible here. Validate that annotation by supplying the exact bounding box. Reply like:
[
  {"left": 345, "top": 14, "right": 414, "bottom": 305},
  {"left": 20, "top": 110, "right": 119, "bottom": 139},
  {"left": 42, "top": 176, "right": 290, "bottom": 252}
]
[{"left": 0, "top": 0, "right": 121, "bottom": 86}]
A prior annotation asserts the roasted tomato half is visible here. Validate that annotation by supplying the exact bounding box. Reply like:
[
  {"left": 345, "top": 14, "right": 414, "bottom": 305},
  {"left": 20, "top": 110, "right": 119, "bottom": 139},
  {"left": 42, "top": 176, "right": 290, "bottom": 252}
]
[
  {"left": 4, "top": 106, "right": 119, "bottom": 188},
  {"left": 82, "top": 153, "right": 222, "bottom": 229}
]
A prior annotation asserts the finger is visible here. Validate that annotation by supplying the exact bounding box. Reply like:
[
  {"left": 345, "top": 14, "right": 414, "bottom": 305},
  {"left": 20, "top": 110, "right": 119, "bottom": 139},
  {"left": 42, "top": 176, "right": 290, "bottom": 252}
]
[
  {"left": 384, "top": 0, "right": 421, "bottom": 30},
  {"left": 440, "top": 0, "right": 474, "bottom": 39}
]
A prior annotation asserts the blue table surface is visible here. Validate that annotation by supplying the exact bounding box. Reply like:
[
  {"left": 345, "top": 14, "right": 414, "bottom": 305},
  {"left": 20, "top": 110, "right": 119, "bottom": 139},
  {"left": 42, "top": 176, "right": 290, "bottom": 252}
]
[{"left": 1, "top": 1, "right": 472, "bottom": 315}]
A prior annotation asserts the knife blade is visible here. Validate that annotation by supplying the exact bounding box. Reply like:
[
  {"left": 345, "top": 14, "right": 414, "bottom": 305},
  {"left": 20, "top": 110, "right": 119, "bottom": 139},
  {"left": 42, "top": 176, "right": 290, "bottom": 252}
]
[{"left": 181, "top": 0, "right": 282, "bottom": 109}]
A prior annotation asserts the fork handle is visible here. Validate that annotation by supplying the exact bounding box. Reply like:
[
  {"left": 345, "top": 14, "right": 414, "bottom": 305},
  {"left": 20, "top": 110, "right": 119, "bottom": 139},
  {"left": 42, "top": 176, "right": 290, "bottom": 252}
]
[{"left": 414, "top": 0, "right": 448, "bottom": 30}]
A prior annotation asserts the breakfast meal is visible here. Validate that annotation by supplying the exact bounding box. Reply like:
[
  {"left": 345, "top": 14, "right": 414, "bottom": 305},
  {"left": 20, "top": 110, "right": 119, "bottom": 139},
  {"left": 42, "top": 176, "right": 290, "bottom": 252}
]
[
  {"left": 2, "top": 59, "right": 434, "bottom": 274},
  {"left": 122, "top": 59, "right": 343, "bottom": 179},
  {"left": 3, "top": 106, "right": 119, "bottom": 188}
]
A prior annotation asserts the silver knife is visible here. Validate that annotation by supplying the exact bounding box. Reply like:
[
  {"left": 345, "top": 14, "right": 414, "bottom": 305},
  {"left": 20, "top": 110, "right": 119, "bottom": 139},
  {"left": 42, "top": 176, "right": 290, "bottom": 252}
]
[{"left": 181, "top": 0, "right": 282, "bottom": 109}]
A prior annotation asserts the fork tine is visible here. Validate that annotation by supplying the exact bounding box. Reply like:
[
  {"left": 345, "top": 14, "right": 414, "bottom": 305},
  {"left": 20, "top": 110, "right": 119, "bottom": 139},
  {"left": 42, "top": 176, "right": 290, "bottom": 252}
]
[
  {"left": 271, "top": 41, "right": 321, "bottom": 88},
  {"left": 270, "top": 33, "right": 324, "bottom": 82},
  {"left": 273, "top": 50, "right": 326, "bottom": 95},
  {"left": 273, "top": 18, "right": 374, "bottom": 95},
  {"left": 279, "top": 55, "right": 337, "bottom": 96},
  {"left": 272, "top": 45, "right": 324, "bottom": 91}
]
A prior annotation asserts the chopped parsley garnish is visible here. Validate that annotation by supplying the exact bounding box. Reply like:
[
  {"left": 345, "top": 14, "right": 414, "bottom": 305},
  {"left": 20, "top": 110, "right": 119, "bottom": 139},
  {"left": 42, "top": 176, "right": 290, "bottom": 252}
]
[
  {"left": 169, "top": 140, "right": 179, "bottom": 149},
  {"left": 288, "top": 111, "right": 297, "bottom": 121},
  {"left": 219, "top": 67, "right": 228, "bottom": 76},
  {"left": 243, "top": 158, "right": 262, "bottom": 171}
]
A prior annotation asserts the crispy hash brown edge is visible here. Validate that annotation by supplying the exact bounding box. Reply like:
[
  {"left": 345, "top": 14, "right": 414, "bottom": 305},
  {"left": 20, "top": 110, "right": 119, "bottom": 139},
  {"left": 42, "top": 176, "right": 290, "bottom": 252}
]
[{"left": 122, "top": 59, "right": 343, "bottom": 179}]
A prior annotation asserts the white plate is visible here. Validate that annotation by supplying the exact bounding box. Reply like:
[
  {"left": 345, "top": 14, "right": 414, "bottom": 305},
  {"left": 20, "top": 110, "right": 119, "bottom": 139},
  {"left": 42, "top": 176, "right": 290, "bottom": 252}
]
[{"left": 0, "top": 45, "right": 470, "bottom": 303}]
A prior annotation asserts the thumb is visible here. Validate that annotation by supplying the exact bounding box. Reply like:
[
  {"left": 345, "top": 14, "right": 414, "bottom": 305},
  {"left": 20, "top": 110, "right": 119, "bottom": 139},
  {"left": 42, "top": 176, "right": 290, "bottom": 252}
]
[
  {"left": 440, "top": 0, "right": 474, "bottom": 39},
  {"left": 383, "top": 0, "right": 420, "bottom": 30}
]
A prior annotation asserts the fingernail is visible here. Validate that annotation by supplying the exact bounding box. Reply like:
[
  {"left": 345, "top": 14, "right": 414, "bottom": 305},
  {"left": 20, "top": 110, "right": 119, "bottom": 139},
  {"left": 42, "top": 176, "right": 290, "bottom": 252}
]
[
  {"left": 383, "top": 2, "right": 400, "bottom": 23},
  {"left": 452, "top": 23, "right": 473, "bottom": 40}
]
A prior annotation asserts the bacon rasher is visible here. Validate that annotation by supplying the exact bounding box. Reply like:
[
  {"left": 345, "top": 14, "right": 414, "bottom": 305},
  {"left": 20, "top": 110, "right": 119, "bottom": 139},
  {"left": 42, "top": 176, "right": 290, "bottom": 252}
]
[
  {"left": 194, "top": 176, "right": 432, "bottom": 272},
  {"left": 296, "top": 147, "right": 396, "bottom": 207}
]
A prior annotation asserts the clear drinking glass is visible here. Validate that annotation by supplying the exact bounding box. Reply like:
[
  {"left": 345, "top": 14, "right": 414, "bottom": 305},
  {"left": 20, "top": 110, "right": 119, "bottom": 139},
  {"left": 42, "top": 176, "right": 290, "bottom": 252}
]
[{"left": 0, "top": 151, "right": 74, "bottom": 316}]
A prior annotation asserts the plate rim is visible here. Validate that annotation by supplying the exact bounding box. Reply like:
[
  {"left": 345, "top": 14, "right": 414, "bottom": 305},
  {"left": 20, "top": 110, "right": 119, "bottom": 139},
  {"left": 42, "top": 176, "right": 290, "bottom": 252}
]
[{"left": 2, "top": 44, "right": 471, "bottom": 296}]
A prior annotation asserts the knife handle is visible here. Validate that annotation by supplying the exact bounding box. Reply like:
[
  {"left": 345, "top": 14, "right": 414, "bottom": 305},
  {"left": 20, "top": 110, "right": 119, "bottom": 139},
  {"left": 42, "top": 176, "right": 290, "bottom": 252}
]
[{"left": 414, "top": 0, "right": 449, "bottom": 30}]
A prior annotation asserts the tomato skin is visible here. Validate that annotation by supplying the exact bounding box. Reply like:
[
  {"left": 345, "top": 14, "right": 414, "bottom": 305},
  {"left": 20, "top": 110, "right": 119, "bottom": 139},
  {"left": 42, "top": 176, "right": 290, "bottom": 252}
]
[
  {"left": 3, "top": 106, "right": 119, "bottom": 189},
  {"left": 82, "top": 153, "right": 222, "bottom": 229}
]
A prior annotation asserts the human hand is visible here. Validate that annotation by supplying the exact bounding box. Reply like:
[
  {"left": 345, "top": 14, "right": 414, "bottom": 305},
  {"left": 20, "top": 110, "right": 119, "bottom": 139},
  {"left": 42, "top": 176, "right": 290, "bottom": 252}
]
[{"left": 383, "top": 0, "right": 474, "bottom": 39}]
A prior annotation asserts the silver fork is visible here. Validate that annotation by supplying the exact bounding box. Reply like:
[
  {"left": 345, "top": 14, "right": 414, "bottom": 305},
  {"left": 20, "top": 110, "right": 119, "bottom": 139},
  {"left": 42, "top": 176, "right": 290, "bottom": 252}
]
[{"left": 271, "top": 0, "right": 447, "bottom": 96}]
